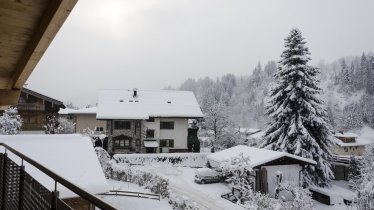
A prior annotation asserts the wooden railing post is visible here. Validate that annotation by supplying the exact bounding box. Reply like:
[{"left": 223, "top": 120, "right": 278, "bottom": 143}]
[
  {"left": 18, "top": 164, "right": 25, "bottom": 210},
  {"left": 1, "top": 153, "right": 8, "bottom": 210}
]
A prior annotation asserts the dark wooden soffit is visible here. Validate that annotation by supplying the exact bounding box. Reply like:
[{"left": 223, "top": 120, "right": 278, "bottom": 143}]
[
  {"left": 21, "top": 87, "right": 65, "bottom": 108},
  {"left": 0, "top": 0, "right": 77, "bottom": 108}
]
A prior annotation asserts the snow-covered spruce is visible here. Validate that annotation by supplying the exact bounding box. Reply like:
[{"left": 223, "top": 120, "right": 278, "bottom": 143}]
[
  {"left": 0, "top": 107, "right": 22, "bottom": 135},
  {"left": 261, "top": 28, "right": 334, "bottom": 187}
]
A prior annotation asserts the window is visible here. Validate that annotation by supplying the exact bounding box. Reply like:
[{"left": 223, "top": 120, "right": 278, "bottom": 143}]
[
  {"left": 146, "top": 117, "right": 155, "bottom": 122},
  {"left": 95, "top": 127, "right": 104, "bottom": 132},
  {"left": 114, "top": 139, "right": 130, "bottom": 148},
  {"left": 146, "top": 129, "right": 155, "bottom": 138},
  {"left": 160, "top": 139, "right": 174, "bottom": 147},
  {"left": 114, "top": 121, "right": 131, "bottom": 130},
  {"left": 160, "top": 121, "right": 174, "bottom": 129}
]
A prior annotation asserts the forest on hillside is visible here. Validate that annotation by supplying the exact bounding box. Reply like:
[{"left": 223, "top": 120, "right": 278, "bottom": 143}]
[{"left": 175, "top": 52, "right": 374, "bottom": 131}]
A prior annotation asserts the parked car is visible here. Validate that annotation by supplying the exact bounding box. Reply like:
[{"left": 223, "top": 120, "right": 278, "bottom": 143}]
[{"left": 194, "top": 168, "right": 221, "bottom": 184}]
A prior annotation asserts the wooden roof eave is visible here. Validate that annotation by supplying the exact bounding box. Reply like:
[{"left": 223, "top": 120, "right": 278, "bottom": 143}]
[{"left": 0, "top": 0, "right": 77, "bottom": 109}]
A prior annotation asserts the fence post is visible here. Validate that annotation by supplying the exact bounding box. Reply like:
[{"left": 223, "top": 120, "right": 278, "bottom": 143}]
[
  {"left": 1, "top": 153, "right": 8, "bottom": 210},
  {"left": 18, "top": 164, "right": 25, "bottom": 210},
  {"left": 51, "top": 181, "right": 59, "bottom": 210}
]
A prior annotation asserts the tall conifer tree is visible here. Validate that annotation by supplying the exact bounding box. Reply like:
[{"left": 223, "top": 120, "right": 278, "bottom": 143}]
[{"left": 261, "top": 28, "right": 334, "bottom": 187}]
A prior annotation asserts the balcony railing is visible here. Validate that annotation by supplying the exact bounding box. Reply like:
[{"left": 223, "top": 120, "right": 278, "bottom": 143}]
[
  {"left": 17, "top": 103, "right": 45, "bottom": 111},
  {"left": 0, "top": 143, "right": 116, "bottom": 210}
]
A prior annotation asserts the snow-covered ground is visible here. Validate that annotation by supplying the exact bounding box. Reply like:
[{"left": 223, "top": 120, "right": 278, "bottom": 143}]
[
  {"left": 113, "top": 164, "right": 358, "bottom": 210},
  {"left": 313, "top": 180, "right": 356, "bottom": 210},
  {"left": 131, "top": 165, "right": 244, "bottom": 210},
  {"left": 99, "top": 180, "right": 172, "bottom": 210}
]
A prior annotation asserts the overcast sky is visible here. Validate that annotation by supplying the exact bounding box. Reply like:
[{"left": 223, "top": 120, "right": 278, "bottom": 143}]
[{"left": 27, "top": 0, "right": 374, "bottom": 107}]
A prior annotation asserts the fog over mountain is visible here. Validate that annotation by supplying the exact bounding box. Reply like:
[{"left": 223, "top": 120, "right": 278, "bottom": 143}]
[{"left": 175, "top": 52, "right": 374, "bottom": 131}]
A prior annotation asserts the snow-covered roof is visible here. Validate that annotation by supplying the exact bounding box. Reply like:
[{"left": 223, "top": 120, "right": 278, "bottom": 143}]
[
  {"left": 207, "top": 145, "right": 316, "bottom": 168},
  {"left": 335, "top": 138, "right": 372, "bottom": 147},
  {"left": 334, "top": 132, "right": 358, "bottom": 138},
  {"left": 59, "top": 107, "right": 97, "bottom": 115},
  {"left": 96, "top": 89, "right": 204, "bottom": 120},
  {"left": 0, "top": 134, "right": 108, "bottom": 198}
]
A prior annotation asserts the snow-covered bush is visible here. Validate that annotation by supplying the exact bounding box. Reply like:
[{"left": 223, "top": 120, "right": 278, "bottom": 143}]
[
  {"left": 169, "top": 191, "right": 198, "bottom": 210},
  {"left": 44, "top": 116, "right": 75, "bottom": 134},
  {"left": 95, "top": 147, "right": 112, "bottom": 176},
  {"left": 348, "top": 155, "right": 362, "bottom": 190},
  {"left": 240, "top": 192, "right": 282, "bottom": 210},
  {"left": 352, "top": 143, "right": 374, "bottom": 209},
  {"left": 58, "top": 117, "right": 75, "bottom": 134},
  {"left": 276, "top": 184, "right": 314, "bottom": 210},
  {"left": 44, "top": 115, "right": 62, "bottom": 134},
  {"left": 0, "top": 107, "right": 22, "bottom": 135},
  {"left": 220, "top": 152, "right": 253, "bottom": 204},
  {"left": 109, "top": 163, "right": 170, "bottom": 198},
  {"left": 114, "top": 153, "right": 208, "bottom": 167}
]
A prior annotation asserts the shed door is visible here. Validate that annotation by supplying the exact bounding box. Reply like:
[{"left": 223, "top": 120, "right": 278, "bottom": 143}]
[{"left": 260, "top": 168, "right": 268, "bottom": 194}]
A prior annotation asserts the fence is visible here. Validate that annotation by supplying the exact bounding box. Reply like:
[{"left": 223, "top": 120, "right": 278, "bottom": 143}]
[{"left": 99, "top": 190, "right": 161, "bottom": 201}]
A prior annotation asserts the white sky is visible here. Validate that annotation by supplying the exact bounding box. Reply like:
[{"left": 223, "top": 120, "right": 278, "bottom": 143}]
[{"left": 26, "top": 0, "right": 374, "bottom": 107}]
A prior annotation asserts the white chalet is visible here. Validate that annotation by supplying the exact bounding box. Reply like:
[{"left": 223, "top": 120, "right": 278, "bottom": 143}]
[{"left": 96, "top": 89, "right": 204, "bottom": 154}]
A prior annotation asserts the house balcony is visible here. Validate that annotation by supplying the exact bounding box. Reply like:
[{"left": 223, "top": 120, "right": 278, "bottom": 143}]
[{"left": 17, "top": 103, "right": 45, "bottom": 111}]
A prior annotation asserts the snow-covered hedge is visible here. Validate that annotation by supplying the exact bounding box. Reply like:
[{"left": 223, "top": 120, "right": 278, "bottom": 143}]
[
  {"left": 169, "top": 191, "right": 198, "bottom": 210},
  {"left": 109, "top": 164, "right": 170, "bottom": 198},
  {"left": 114, "top": 153, "right": 208, "bottom": 167}
]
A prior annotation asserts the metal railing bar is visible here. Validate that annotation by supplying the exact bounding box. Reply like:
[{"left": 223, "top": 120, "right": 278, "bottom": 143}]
[
  {"left": 109, "top": 190, "right": 160, "bottom": 197},
  {"left": 0, "top": 143, "right": 116, "bottom": 210}
]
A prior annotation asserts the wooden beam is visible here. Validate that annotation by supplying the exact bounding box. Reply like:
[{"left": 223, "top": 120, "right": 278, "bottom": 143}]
[
  {"left": 0, "top": 89, "right": 21, "bottom": 108},
  {"left": 7, "top": 0, "right": 78, "bottom": 89}
]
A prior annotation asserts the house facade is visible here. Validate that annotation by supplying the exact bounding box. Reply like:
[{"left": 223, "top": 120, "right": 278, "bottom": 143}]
[
  {"left": 59, "top": 107, "right": 107, "bottom": 134},
  {"left": 332, "top": 132, "right": 369, "bottom": 156},
  {"left": 330, "top": 131, "right": 372, "bottom": 180},
  {"left": 96, "top": 89, "right": 204, "bottom": 155},
  {"left": 14, "top": 88, "right": 65, "bottom": 132}
]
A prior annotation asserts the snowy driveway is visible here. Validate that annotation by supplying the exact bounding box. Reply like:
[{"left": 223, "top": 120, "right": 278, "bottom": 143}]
[{"left": 147, "top": 166, "right": 244, "bottom": 210}]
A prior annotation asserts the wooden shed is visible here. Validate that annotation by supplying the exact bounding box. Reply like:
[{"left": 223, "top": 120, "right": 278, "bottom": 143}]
[{"left": 207, "top": 145, "right": 316, "bottom": 199}]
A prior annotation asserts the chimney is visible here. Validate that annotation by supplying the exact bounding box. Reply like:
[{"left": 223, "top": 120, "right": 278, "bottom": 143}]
[{"left": 133, "top": 88, "right": 138, "bottom": 98}]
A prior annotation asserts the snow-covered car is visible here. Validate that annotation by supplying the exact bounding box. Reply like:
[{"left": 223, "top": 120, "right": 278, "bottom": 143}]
[{"left": 194, "top": 168, "right": 221, "bottom": 184}]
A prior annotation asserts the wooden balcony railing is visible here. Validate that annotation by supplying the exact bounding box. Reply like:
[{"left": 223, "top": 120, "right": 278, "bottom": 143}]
[
  {"left": 0, "top": 143, "right": 116, "bottom": 210},
  {"left": 17, "top": 103, "right": 45, "bottom": 111}
]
